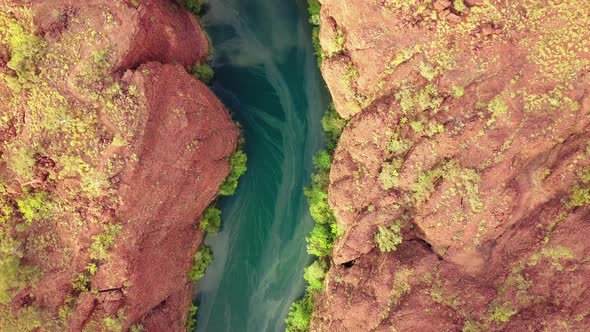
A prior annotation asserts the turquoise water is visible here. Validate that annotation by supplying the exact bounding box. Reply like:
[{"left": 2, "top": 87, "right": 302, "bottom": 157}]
[{"left": 193, "top": 1, "right": 330, "bottom": 331}]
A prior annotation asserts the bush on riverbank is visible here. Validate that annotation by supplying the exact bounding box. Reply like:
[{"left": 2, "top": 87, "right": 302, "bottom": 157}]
[
  {"left": 200, "top": 206, "right": 222, "bottom": 234},
  {"left": 188, "top": 246, "right": 212, "bottom": 282}
]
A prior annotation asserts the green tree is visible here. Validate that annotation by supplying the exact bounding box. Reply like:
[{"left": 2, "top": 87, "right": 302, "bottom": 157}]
[
  {"left": 189, "top": 63, "right": 214, "bottom": 84},
  {"left": 303, "top": 260, "right": 326, "bottom": 292},
  {"left": 188, "top": 245, "right": 212, "bottom": 282},
  {"left": 285, "top": 295, "right": 313, "bottom": 332},
  {"left": 219, "top": 149, "right": 247, "bottom": 196},
  {"left": 200, "top": 206, "right": 221, "bottom": 234}
]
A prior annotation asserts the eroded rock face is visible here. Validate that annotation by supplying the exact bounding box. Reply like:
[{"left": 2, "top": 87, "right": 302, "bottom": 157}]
[
  {"left": 0, "top": 0, "right": 237, "bottom": 330},
  {"left": 314, "top": 0, "right": 590, "bottom": 331}
]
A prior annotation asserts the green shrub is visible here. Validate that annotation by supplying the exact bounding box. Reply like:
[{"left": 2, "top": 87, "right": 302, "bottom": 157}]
[
  {"left": 0, "top": 15, "right": 47, "bottom": 83},
  {"left": 374, "top": 222, "right": 403, "bottom": 252},
  {"left": 307, "top": 0, "right": 321, "bottom": 25},
  {"left": 16, "top": 191, "right": 54, "bottom": 225},
  {"left": 321, "top": 104, "right": 346, "bottom": 151},
  {"left": 200, "top": 206, "right": 222, "bottom": 234},
  {"left": 0, "top": 234, "right": 39, "bottom": 303},
  {"left": 186, "top": 304, "right": 198, "bottom": 331},
  {"left": 567, "top": 186, "right": 590, "bottom": 208},
  {"left": 102, "top": 310, "right": 125, "bottom": 332},
  {"left": 379, "top": 159, "right": 402, "bottom": 190},
  {"left": 181, "top": 0, "right": 207, "bottom": 15},
  {"left": 72, "top": 273, "right": 90, "bottom": 292},
  {"left": 303, "top": 260, "right": 327, "bottom": 292},
  {"left": 189, "top": 63, "right": 214, "bottom": 84},
  {"left": 311, "top": 27, "right": 323, "bottom": 66},
  {"left": 188, "top": 245, "right": 212, "bottom": 282},
  {"left": 306, "top": 224, "right": 335, "bottom": 257},
  {"left": 219, "top": 149, "right": 247, "bottom": 196},
  {"left": 89, "top": 223, "right": 123, "bottom": 261},
  {"left": 285, "top": 295, "right": 313, "bottom": 332},
  {"left": 489, "top": 303, "right": 515, "bottom": 323}
]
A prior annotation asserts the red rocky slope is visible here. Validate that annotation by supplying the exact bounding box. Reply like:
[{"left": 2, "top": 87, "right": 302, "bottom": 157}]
[
  {"left": 313, "top": 0, "right": 590, "bottom": 331},
  {"left": 0, "top": 0, "right": 237, "bottom": 330}
]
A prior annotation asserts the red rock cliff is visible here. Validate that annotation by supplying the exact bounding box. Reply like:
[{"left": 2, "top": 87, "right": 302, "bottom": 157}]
[
  {"left": 0, "top": 0, "right": 237, "bottom": 330},
  {"left": 313, "top": 0, "right": 590, "bottom": 331}
]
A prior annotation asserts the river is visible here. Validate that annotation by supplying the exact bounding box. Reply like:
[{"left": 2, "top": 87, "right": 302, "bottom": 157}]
[{"left": 192, "top": 0, "right": 330, "bottom": 331}]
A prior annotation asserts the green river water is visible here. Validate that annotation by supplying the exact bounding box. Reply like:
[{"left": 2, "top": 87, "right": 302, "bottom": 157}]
[{"left": 193, "top": 0, "right": 330, "bottom": 331}]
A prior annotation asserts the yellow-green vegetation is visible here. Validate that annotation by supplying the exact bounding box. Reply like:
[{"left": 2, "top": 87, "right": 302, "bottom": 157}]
[
  {"left": 89, "top": 224, "right": 123, "bottom": 261},
  {"left": 303, "top": 260, "right": 327, "bottom": 292},
  {"left": 522, "top": 87, "right": 579, "bottom": 113},
  {"left": 186, "top": 304, "right": 198, "bottom": 331},
  {"left": 379, "top": 159, "right": 402, "bottom": 190},
  {"left": 321, "top": 104, "right": 347, "bottom": 151},
  {"left": 487, "top": 95, "right": 509, "bottom": 120},
  {"left": 189, "top": 63, "right": 214, "bottom": 85},
  {"left": 386, "top": 46, "right": 422, "bottom": 74},
  {"left": 0, "top": 306, "right": 43, "bottom": 332},
  {"left": 381, "top": 268, "right": 413, "bottom": 319},
  {"left": 488, "top": 303, "right": 515, "bottom": 323},
  {"left": 462, "top": 320, "right": 483, "bottom": 332},
  {"left": 285, "top": 294, "right": 314, "bottom": 332},
  {"left": 1, "top": 14, "right": 141, "bottom": 320},
  {"left": 307, "top": 0, "right": 323, "bottom": 66},
  {"left": 396, "top": 82, "right": 442, "bottom": 115},
  {"left": 200, "top": 206, "right": 222, "bottom": 234},
  {"left": 305, "top": 151, "right": 339, "bottom": 257},
  {"left": 411, "top": 160, "right": 483, "bottom": 212},
  {"left": 528, "top": 245, "right": 575, "bottom": 271},
  {"left": 188, "top": 245, "right": 213, "bottom": 282},
  {"left": 101, "top": 310, "right": 125, "bottom": 332},
  {"left": 566, "top": 167, "right": 590, "bottom": 209},
  {"left": 180, "top": 0, "right": 208, "bottom": 16},
  {"left": 219, "top": 148, "right": 247, "bottom": 196},
  {"left": 287, "top": 84, "right": 346, "bottom": 331},
  {"left": 16, "top": 191, "right": 54, "bottom": 226},
  {"left": 374, "top": 221, "right": 403, "bottom": 252},
  {"left": 72, "top": 273, "right": 91, "bottom": 293}
]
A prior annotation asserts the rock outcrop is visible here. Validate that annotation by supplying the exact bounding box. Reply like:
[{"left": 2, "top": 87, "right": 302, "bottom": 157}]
[
  {"left": 0, "top": 0, "right": 237, "bottom": 330},
  {"left": 314, "top": 0, "right": 590, "bottom": 331}
]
